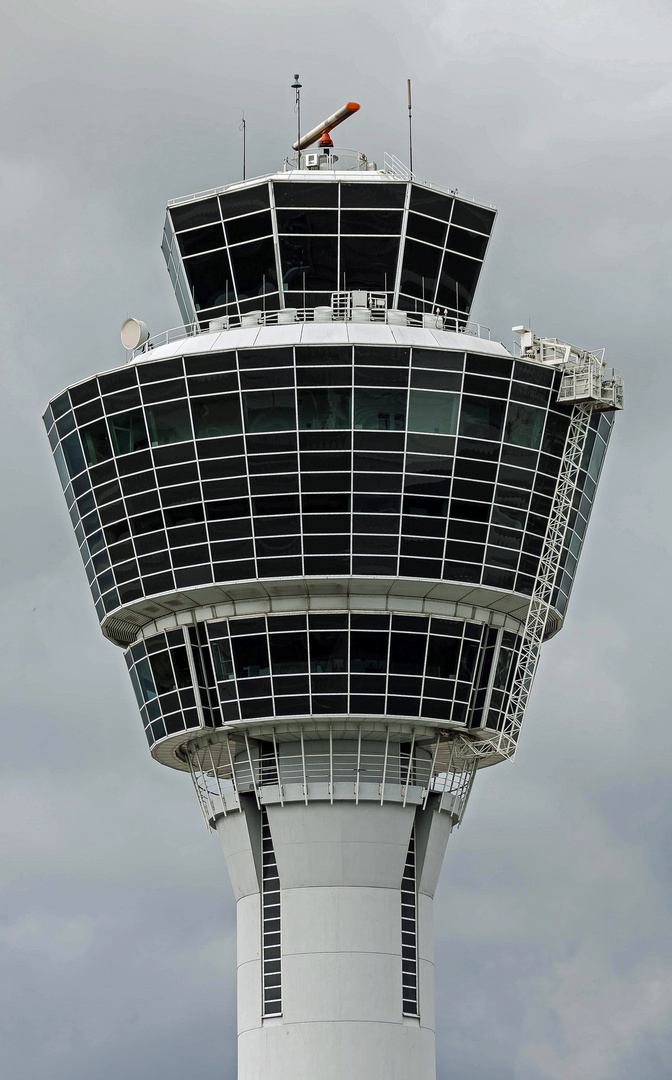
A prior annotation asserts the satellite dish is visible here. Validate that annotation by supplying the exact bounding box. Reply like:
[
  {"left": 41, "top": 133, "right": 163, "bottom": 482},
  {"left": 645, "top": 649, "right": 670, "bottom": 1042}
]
[{"left": 121, "top": 318, "right": 150, "bottom": 350}]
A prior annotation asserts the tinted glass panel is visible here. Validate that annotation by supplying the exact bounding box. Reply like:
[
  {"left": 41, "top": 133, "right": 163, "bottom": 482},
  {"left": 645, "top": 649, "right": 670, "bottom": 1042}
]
[
  {"left": 243, "top": 390, "right": 296, "bottom": 432},
  {"left": 298, "top": 389, "right": 351, "bottom": 430},
  {"left": 459, "top": 397, "right": 505, "bottom": 441},
  {"left": 146, "top": 401, "right": 193, "bottom": 446},
  {"left": 108, "top": 410, "right": 149, "bottom": 455},
  {"left": 354, "top": 389, "right": 406, "bottom": 430},
  {"left": 191, "top": 395, "right": 242, "bottom": 439},
  {"left": 408, "top": 390, "right": 458, "bottom": 435}
]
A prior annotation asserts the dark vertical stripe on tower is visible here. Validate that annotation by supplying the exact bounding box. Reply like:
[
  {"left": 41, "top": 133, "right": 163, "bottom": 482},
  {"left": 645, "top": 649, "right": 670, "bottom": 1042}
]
[
  {"left": 401, "top": 827, "right": 419, "bottom": 1017},
  {"left": 261, "top": 807, "right": 282, "bottom": 1017}
]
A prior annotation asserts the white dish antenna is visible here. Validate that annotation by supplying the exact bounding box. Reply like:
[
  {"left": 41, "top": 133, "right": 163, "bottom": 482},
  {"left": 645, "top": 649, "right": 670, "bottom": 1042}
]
[{"left": 121, "top": 318, "right": 150, "bottom": 350}]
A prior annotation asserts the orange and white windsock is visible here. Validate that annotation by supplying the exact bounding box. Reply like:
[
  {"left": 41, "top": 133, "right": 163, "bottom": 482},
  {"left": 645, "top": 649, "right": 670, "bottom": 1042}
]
[{"left": 292, "top": 102, "right": 360, "bottom": 151}]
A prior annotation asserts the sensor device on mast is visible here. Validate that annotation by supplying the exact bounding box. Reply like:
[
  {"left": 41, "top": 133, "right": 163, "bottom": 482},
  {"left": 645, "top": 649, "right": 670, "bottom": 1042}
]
[{"left": 292, "top": 101, "right": 360, "bottom": 151}]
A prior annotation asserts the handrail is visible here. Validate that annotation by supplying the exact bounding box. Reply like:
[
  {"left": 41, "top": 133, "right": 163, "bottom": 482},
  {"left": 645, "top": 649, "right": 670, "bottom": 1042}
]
[{"left": 128, "top": 307, "right": 492, "bottom": 359}]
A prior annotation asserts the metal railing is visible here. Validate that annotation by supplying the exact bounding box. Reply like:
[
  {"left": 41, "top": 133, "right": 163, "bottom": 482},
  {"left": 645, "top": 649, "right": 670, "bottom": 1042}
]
[
  {"left": 185, "top": 729, "right": 479, "bottom": 828},
  {"left": 129, "top": 305, "right": 491, "bottom": 359}
]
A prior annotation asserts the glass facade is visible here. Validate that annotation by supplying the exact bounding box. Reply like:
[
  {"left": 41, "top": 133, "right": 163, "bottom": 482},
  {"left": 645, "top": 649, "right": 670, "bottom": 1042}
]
[
  {"left": 44, "top": 343, "right": 614, "bottom": 634},
  {"left": 162, "top": 179, "right": 496, "bottom": 326},
  {"left": 124, "top": 612, "right": 523, "bottom": 751}
]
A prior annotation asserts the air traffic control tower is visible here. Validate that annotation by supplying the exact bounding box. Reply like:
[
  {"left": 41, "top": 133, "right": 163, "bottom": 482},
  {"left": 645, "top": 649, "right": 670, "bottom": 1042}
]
[{"left": 44, "top": 103, "right": 623, "bottom": 1080}]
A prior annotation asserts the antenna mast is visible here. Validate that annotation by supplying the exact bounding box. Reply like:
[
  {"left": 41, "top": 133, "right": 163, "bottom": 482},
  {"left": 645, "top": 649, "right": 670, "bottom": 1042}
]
[
  {"left": 407, "top": 78, "right": 413, "bottom": 177},
  {"left": 240, "top": 111, "right": 246, "bottom": 181},
  {"left": 292, "top": 74, "right": 302, "bottom": 168}
]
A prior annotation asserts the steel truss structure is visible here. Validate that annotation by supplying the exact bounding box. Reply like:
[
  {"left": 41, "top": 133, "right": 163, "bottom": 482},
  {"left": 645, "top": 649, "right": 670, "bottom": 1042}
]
[
  {"left": 461, "top": 342, "right": 623, "bottom": 768},
  {"left": 185, "top": 723, "right": 479, "bottom": 828}
]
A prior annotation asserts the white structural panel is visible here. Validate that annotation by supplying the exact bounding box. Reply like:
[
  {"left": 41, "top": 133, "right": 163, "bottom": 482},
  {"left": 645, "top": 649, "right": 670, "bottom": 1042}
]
[{"left": 216, "top": 793, "right": 453, "bottom": 1080}]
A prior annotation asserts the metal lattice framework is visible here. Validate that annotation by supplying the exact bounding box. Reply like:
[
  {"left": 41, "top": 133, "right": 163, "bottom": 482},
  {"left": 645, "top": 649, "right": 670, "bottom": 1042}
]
[
  {"left": 496, "top": 399, "right": 593, "bottom": 757},
  {"left": 185, "top": 724, "right": 478, "bottom": 829},
  {"left": 460, "top": 341, "right": 623, "bottom": 767}
]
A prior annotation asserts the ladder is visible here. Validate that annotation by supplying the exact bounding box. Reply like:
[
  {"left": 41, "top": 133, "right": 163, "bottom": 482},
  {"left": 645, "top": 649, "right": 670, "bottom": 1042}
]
[{"left": 454, "top": 334, "right": 623, "bottom": 769}]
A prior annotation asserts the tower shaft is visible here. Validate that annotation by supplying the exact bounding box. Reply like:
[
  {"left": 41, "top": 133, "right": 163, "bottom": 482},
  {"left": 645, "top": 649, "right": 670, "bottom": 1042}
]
[{"left": 218, "top": 773, "right": 452, "bottom": 1080}]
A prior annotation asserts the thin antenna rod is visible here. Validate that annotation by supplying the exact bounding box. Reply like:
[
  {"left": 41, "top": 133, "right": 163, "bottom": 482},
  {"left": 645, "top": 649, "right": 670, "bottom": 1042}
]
[
  {"left": 292, "top": 74, "right": 302, "bottom": 168},
  {"left": 239, "top": 111, "right": 246, "bottom": 181},
  {"left": 407, "top": 79, "right": 413, "bottom": 177}
]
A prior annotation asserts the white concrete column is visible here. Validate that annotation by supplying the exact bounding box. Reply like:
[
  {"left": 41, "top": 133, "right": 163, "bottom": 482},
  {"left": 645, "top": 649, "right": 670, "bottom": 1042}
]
[{"left": 215, "top": 792, "right": 454, "bottom": 1080}]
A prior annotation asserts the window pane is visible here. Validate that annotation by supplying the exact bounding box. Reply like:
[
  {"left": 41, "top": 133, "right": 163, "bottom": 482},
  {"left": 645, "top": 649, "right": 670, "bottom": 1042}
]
[
  {"left": 212, "top": 640, "right": 235, "bottom": 680},
  {"left": 390, "top": 633, "right": 426, "bottom": 675},
  {"left": 146, "top": 401, "right": 193, "bottom": 446},
  {"left": 298, "top": 388, "right": 351, "bottom": 430},
  {"left": 408, "top": 390, "right": 458, "bottom": 435},
  {"left": 191, "top": 395, "right": 242, "bottom": 439},
  {"left": 504, "top": 402, "right": 544, "bottom": 449},
  {"left": 149, "top": 651, "right": 176, "bottom": 694},
  {"left": 81, "top": 419, "right": 113, "bottom": 467},
  {"left": 270, "top": 632, "right": 308, "bottom": 674},
  {"left": 61, "top": 431, "right": 86, "bottom": 478},
  {"left": 108, "top": 409, "right": 149, "bottom": 456},
  {"left": 354, "top": 389, "right": 407, "bottom": 431},
  {"left": 458, "top": 397, "right": 505, "bottom": 441},
  {"left": 425, "top": 636, "right": 460, "bottom": 679},
  {"left": 229, "top": 237, "right": 277, "bottom": 299},
  {"left": 243, "top": 389, "right": 296, "bottom": 433},
  {"left": 350, "top": 631, "right": 388, "bottom": 673},
  {"left": 233, "top": 635, "right": 270, "bottom": 677},
  {"left": 309, "top": 631, "right": 347, "bottom": 673},
  {"left": 136, "top": 657, "right": 156, "bottom": 701}
]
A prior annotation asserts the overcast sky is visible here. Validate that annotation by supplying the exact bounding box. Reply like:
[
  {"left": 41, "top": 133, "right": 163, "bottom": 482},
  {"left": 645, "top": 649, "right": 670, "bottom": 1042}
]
[{"left": 1, "top": 1, "right": 670, "bottom": 1077}]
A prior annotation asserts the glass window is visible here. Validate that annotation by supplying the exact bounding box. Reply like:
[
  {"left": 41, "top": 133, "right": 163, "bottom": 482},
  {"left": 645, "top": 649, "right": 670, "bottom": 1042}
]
[
  {"left": 408, "top": 390, "right": 458, "bottom": 435},
  {"left": 219, "top": 184, "right": 270, "bottom": 218},
  {"left": 226, "top": 211, "right": 273, "bottom": 245},
  {"left": 406, "top": 212, "right": 447, "bottom": 247},
  {"left": 446, "top": 226, "right": 488, "bottom": 260},
  {"left": 81, "top": 419, "right": 113, "bottom": 467},
  {"left": 541, "top": 411, "right": 570, "bottom": 456},
  {"left": 273, "top": 182, "right": 339, "bottom": 208},
  {"left": 298, "top": 388, "right": 351, "bottom": 430},
  {"left": 425, "top": 636, "right": 460, "bottom": 679},
  {"left": 390, "top": 633, "right": 426, "bottom": 675},
  {"left": 587, "top": 434, "right": 607, "bottom": 481},
  {"left": 354, "top": 389, "right": 406, "bottom": 430},
  {"left": 350, "top": 632, "right": 388, "bottom": 673},
  {"left": 279, "top": 235, "right": 337, "bottom": 292},
  {"left": 276, "top": 209, "right": 338, "bottom": 234},
  {"left": 177, "top": 223, "right": 226, "bottom": 258},
  {"left": 170, "top": 197, "right": 220, "bottom": 231},
  {"left": 135, "top": 657, "right": 156, "bottom": 701},
  {"left": 170, "top": 645, "right": 193, "bottom": 689},
  {"left": 149, "top": 651, "right": 176, "bottom": 694},
  {"left": 450, "top": 200, "right": 496, "bottom": 234},
  {"left": 270, "top": 632, "right": 308, "bottom": 675},
  {"left": 243, "top": 389, "right": 296, "bottom": 433},
  {"left": 233, "top": 635, "right": 270, "bottom": 677},
  {"left": 435, "top": 251, "right": 482, "bottom": 314},
  {"left": 184, "top": 250, "right": 234, "bottom": 311},
  {"left": 108, "top": 409, "right": 149, "bottom": 456},
  {"left": 340, "top": 183, "right": 406, "bottom": 208},
  {"left": 191, "top": 395, "right": 242, "bottom": 439},
  {"left": 339, "top": 236, "right": 400, "bottom": 292},
  {"left": 228, "top": 237, "right": 277, "bottom": 299},
  {"left": 504, "top": 402, "right": 544, "bottom": 449},
  {"left": 458, "top": 397, "right": 505, "bottom": 441},
  {"left": 146, "top": 401, "right": 193, "bottom": 446},
  {"left": 409, "top": 186, "right": 454, "bottom": 222},
  {"left": 61, "top": 431, "right": 86, "bottom": 479},
  {"left": 399, "top": 238, "right": 442, "bottom": 302},
  {"left": 212, "top": 640, "right": 235, "bottom": 680},
  {"left": 309, "top": 631, "right": 347, "bottom": 673}
]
